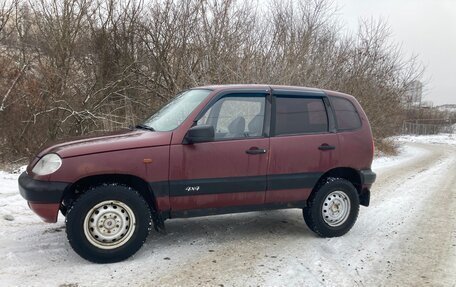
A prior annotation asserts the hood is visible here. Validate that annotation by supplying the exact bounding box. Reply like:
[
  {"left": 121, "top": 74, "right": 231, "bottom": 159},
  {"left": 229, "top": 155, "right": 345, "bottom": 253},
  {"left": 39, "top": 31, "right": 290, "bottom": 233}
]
[{"left": 37, "top": 129, "right": 172, "bottom": 158}]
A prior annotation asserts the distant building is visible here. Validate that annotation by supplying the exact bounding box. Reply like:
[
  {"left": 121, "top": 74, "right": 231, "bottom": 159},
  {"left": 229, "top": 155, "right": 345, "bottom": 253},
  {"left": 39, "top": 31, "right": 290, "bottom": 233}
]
[
  {"left": 420, "top": 101, "right": 433, "bottom": 109},
  {"left": 437, "top": 104, "right": 456, "bottom": 113},
  {"left": 404, "top": 80, "right": 423, "bottom": 108}
]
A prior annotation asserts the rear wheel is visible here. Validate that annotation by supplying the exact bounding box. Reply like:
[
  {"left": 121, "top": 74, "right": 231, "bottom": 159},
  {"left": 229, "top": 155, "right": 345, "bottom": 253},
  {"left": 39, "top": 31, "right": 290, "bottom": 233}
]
[
  {"left": 66, "top": 184, "right": 151, "bottom": 263},
  {"left": 303, "top": 178, "right": 359, "bottom": 237}
]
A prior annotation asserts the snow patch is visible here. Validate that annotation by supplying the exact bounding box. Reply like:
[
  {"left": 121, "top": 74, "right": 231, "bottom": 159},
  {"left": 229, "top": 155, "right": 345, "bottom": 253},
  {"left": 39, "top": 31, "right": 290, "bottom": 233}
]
[
  {"left": 372, "top": 143, "right": 429, "bottom": 171},
  {"left": 393, "top": 133, "right": 456, "bottom": 146}
]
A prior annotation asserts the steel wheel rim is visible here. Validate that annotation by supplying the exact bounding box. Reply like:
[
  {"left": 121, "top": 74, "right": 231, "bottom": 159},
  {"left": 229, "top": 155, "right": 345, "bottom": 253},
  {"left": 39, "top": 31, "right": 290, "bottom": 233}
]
[
  {"left": 83, "top": 200, "right": 136, "bottom": 249},
  {"left": 322, "top": 190, "right": 351, "bottom": 227}
]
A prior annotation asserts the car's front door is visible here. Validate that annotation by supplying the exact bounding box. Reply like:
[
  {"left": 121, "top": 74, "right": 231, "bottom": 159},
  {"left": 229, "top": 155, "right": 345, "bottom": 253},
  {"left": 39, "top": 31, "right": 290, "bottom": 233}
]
[{"left": 169, "top": 91, "right": 270, "bottom": 216}]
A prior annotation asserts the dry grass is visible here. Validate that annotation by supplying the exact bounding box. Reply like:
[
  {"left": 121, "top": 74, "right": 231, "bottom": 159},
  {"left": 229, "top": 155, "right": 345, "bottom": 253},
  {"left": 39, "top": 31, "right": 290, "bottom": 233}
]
[{"left": 375, "top": 138, "right": 399, "bottom": 157}]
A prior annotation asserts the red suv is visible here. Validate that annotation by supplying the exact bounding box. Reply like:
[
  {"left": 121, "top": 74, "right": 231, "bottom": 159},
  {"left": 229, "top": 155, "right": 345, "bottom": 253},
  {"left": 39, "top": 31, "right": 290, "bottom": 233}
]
[{"left": 19, "top": 85, "right": 376, "bottom": 263}]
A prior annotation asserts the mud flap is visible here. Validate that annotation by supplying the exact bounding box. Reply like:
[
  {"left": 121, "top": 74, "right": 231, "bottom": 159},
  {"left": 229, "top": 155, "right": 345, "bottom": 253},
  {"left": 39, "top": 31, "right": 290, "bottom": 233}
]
[
  {"left": 152, "top": 212, "right": 167, "bottom": 234},
  {"left": 360, "top": 188, "right": 370, "bottom": 207}
]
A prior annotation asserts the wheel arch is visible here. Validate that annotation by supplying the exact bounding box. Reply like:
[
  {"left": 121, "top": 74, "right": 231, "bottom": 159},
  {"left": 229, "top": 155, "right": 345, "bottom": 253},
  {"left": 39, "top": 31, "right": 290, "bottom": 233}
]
[
  {"left": 313, "top": 167, "right": 369, "bottom": 206},
  {"left": 61, "top": 174, "right": 157, "bottom": 215}
]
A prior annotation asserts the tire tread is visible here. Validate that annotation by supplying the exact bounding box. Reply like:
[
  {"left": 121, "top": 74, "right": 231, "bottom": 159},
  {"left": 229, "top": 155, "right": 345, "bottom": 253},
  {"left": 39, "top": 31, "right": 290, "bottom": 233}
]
[
  {"left": 65, "top": 183, "right": 151, "bottom": 263},
  {"left": 303, "top": 178, "right": 359, "bottom": 237}
]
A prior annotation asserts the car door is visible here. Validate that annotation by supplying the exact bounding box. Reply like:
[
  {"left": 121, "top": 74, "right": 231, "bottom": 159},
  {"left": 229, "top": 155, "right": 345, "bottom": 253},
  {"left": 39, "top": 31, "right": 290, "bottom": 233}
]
[
  {"left": 266, "top": 89, "right": 339, "bottom": 205},
  {"left": 169, "top": 91, "right": 271, "bottom": 215}
]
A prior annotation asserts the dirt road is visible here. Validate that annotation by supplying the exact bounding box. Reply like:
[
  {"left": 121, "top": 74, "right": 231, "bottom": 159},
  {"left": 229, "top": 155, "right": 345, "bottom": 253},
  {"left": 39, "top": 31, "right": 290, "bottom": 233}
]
[{"left": 0, "top": 141, "right": 455, "bottom": 286}]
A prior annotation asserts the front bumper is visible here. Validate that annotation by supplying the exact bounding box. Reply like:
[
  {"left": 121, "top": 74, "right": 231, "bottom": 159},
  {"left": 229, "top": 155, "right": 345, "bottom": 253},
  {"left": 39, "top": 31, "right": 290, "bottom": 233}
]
[{"left": 18, "top": 172, "right": 69, "bottom": 223}]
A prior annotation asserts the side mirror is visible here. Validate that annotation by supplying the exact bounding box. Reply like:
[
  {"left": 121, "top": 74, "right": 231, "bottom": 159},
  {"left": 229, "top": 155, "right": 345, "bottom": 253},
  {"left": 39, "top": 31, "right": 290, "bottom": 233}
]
[{"left": 184, "top": 125, "right": 215, "bottom": 144}]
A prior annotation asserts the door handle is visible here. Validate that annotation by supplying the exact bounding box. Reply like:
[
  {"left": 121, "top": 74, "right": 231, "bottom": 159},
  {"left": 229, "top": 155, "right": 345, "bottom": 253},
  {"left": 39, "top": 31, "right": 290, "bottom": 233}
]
[
  {"left": 318, "top": 144, "right": 336, "bottom": 151},
  {"left": 246, "top": 147, "right": 267, "bottom": 155}
]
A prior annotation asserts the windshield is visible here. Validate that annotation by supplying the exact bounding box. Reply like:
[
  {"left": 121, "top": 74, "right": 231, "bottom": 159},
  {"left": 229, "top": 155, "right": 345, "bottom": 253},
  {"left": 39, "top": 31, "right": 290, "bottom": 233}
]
[{"left": 142, "top": 89, "right": 212, "bottom": 131}]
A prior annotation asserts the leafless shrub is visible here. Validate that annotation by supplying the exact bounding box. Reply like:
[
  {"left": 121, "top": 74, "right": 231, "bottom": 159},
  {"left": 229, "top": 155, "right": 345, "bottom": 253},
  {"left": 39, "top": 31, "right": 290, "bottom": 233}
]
[{"left": 0, "top": 0, "right": 423, "bottom": 161}]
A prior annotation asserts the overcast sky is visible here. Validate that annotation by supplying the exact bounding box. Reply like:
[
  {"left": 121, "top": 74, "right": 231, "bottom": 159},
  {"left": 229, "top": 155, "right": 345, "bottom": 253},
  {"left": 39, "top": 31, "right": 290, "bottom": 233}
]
[{"left": 336, "top": 0, "right": 456, "bottom": 105}]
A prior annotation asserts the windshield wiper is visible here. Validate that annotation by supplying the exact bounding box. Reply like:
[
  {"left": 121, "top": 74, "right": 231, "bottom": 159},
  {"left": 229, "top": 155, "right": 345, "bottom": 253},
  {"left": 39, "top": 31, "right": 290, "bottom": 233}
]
[{"left": 135, "top": 124, "right": 155, "bottom": 131}]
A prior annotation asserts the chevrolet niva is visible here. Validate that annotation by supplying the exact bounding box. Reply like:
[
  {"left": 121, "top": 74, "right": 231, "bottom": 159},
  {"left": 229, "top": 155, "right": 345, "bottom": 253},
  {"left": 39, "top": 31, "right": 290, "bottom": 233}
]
[{"left": 19, "top": 85, "right": 376, "bottom": 263}]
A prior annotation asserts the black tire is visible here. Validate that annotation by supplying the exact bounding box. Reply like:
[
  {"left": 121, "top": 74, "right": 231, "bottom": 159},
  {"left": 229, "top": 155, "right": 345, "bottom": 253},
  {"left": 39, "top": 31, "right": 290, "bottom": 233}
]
[
  {"left": 66, "top": 184, "right": 151, "bottom": 263},
  {"left": 303, "top": 178, "right": 359, "bottom": 237}
]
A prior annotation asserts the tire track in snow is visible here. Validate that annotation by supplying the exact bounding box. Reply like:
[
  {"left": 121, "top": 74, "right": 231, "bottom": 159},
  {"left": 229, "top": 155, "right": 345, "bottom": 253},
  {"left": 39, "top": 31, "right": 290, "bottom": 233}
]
[
  {"left": 381, "top": 149, "right": 456, "bottom": 286},
  {"left": 148, "top": 143, "right": 456, "bottom": 286},
  {"left": 329, "top": 143, "right": 456, "bottom": 286}
]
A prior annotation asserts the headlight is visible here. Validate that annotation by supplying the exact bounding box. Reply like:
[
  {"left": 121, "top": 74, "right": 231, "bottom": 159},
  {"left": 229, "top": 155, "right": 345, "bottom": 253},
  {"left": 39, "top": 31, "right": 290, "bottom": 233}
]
[{"left": 32, "top": 154, "right": 62, "bottom": 176}]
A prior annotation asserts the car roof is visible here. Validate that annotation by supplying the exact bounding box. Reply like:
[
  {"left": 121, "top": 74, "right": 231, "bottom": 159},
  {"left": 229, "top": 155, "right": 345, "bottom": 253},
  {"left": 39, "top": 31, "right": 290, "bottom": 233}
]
[{"left": 193, "top": 84, "right": 355, "bottom": 100}]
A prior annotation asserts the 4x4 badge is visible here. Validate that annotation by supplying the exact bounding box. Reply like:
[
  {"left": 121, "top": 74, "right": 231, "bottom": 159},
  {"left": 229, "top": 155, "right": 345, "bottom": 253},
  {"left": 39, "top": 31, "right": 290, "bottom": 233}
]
[{"left": 185, "top": 186, "right": 200, "bottom": 192}]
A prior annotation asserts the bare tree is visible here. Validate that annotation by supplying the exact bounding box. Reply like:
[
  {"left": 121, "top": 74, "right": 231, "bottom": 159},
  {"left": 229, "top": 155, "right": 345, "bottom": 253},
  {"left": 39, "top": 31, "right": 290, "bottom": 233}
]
[{"left": 0, "top": 0, "right": 424, "bottom": 161}]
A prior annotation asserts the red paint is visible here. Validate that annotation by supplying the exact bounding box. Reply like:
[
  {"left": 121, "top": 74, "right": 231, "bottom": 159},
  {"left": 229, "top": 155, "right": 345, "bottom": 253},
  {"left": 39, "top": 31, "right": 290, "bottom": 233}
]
[
  {"left": 265, "top": 133, "right": 338, "bottom": 203},
  {"left": 324, "top": 89, "right": 374, "bottom": 170},
  {"left": 169, "top": 138, "right": 269, "bottom": 209},
  {"left": 37, "top": 130, "right": 171, "bottom": 158},
  {"left": 265, "top": 188, "right": 313, "bottom": 204},
  {"left": 28, "top": 202, "right": 60, "bottom": 223},
  {"left": 155, "top": 196, "right": 170, "bottom": 212},
  {"left": 49, "top": 145, "right": 170, "bottom": 184},
  {"left": 168, "top": 192, "right": 265, "bottom": 211}
]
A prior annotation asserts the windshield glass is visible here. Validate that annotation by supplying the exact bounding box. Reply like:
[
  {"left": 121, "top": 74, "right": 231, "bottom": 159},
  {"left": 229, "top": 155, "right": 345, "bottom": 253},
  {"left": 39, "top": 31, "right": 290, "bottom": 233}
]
[{"left": 142, "top": 89, "right": 212, "bottom": 131}]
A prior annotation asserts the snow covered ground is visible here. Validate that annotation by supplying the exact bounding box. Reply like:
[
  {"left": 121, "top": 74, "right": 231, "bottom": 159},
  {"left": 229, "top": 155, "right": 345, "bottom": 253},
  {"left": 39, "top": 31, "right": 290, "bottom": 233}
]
[
  {"left": 394, "top": 133, "right": 456, "bottom": 146},
  {"left": 0, "top": 135, "right": 455, "bottom": 286}
]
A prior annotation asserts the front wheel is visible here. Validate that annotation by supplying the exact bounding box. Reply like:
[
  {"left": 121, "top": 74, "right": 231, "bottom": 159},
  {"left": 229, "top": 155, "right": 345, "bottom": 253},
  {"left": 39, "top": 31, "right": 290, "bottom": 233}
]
[
  {"left": 66, "top": 184, "right": 151, "bottom": 263},
  {"left": 303, "top": 178, "right": 359, "bottom": 237}
]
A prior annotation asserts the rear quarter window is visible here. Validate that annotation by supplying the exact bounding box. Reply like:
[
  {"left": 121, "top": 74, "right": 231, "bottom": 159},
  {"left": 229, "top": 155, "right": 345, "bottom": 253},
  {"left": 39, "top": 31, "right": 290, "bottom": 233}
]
[{"left": 331, "top": 96, "right": 362, "bottom": 130}]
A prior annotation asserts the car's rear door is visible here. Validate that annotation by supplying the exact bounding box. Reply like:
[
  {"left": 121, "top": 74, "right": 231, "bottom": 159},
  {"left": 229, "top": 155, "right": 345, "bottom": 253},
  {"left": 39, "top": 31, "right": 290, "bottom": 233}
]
[
  {"left": 169, "top": 90, "right": 271, "bottom": 216},
  {"left": 266, "top": 89, "right": 339, "bottom": 205}
]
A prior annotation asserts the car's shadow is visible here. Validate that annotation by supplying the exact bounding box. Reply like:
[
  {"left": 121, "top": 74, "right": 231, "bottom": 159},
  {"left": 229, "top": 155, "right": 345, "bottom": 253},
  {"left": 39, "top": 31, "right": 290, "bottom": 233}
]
[{"left": 144, "top": 209, "right": 314, "bottom": 248}]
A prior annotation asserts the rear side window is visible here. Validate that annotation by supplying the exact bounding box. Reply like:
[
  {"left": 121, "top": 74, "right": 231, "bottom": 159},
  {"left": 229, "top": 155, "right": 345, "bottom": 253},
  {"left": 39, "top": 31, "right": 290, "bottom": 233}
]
[
  {"left": 331, "top": 97, "right": 362, "bottom": 130},
  {"left": 275, "top": 97, "right": 328, "bottom": 135}
]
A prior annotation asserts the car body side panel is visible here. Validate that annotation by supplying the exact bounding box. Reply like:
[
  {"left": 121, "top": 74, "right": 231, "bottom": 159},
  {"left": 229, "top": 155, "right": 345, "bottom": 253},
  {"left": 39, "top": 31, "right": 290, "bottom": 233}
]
[
  {"left": 168, "top": 138, "right": 270, "bottom": 211},
  {"left": 47, "top": 145, "right": 170, "bottom": 184},
  {"left": 168, "top": 192, "right": 265, "bottom": 213},
  {"left": 336, "top": 130, "right": 373, "bottom": 170},
  {"left": 266, "top": 134, "right": 339, "bottom": 203},
  {"left": 264, "top": 188, "right": 313, "bottom": 204},
  {"left": 323, "top": 90, "right": 374, "bottom": 170}
]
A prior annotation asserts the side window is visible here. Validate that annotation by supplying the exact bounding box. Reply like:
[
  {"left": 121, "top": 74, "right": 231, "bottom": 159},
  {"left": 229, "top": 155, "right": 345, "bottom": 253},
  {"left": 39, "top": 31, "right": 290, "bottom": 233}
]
[
  {"left": 197, "top": 95, "right": 265, "bottom": 140},
  {"left": 275, "top": 97, "right": 328, "bottom": 135},
  {"left": 331, "top": 97, "right": 362, "bottom": 130}
]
